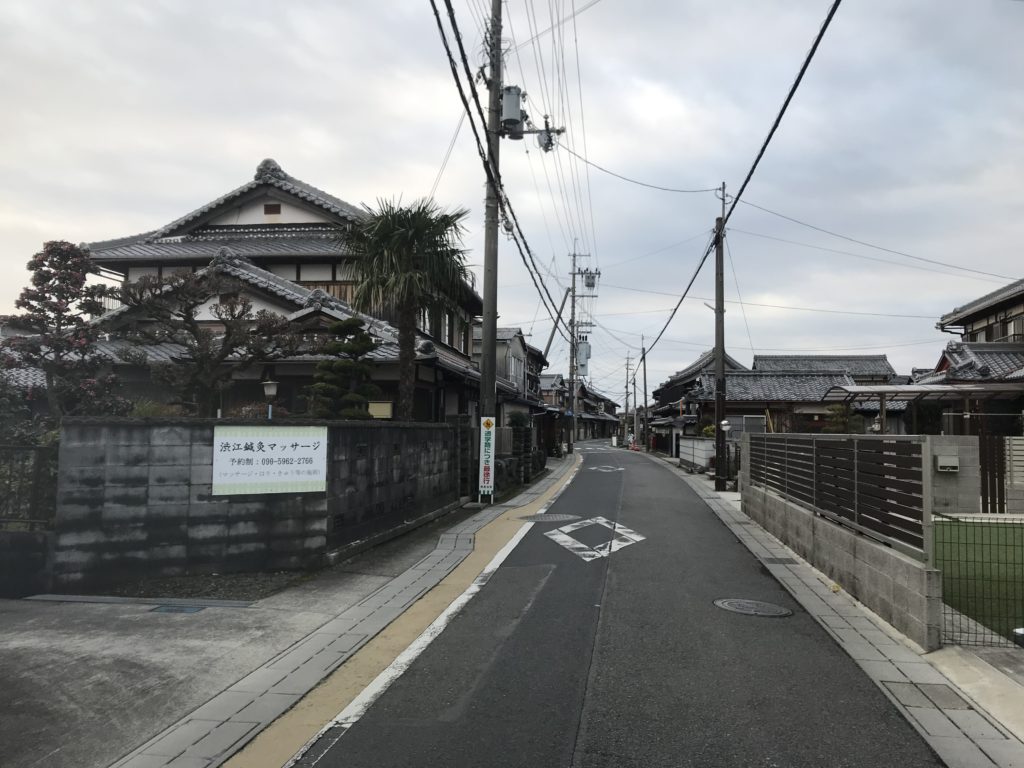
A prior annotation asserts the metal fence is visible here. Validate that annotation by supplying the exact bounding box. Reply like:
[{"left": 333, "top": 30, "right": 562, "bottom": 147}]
[
  {"left": 0, "top": 444, "right": 58, "bottom": 529},
  {"left": 747, "top": 434, "right": 927, "bottom": 558},
  {"left": 936, "top": 513, "right": 1024, "bottom": 647}
]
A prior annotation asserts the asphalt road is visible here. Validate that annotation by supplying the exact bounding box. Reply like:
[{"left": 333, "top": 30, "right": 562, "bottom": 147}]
[{"left": 310, "top": 441, "right": 944, "bottom": 768}]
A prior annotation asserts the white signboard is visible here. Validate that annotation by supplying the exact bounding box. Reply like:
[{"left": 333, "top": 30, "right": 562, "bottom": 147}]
[
  {"left": 479, "top": 416, "right": 495, "bottom": 496},
  {"left": 212, "top": 425, "right": 328, "bottom": 495}
]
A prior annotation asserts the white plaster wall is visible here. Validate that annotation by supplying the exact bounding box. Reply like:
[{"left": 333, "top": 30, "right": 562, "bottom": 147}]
[
  {"left": 194, "top": 292, "right": 291, "bottom": 321},
  {"left": 210, "top": 196, "right": 330, "bottom": 226},
  {"left": 127, "top": 266, "right": 159, "bottom": 282},
  {"left": 268, "top": 264, "right": 297, "bottom": 280},
  {"left": 300, "top": 264, "right": 332, "bottom": 281}
]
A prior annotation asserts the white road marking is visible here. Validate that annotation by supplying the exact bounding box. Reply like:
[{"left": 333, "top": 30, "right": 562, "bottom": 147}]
[
  {"left": 588, "top": 465, "right": 625, "bottom": 472},
  {"left": 544, "top": 516, "right": 646, "bottom": 562},
  {"left": 285, "top": 459, "right": 584, "bottom": 767}
]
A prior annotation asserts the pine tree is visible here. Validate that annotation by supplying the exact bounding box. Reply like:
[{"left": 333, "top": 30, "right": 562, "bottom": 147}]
[
  {"left": 0, "top": 240, "right": 128, "bottom": 422},
  {"left": 307, "top": 318, "right": 382, "bottom": 419}
]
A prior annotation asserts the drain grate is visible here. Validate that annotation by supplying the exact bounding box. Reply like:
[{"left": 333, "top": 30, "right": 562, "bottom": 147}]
[
  {"left": 519, "top": 513, "right": 581, "bottom": 523},
  {"left": 762, "top": 557, "right": 797, "bottom": 565},
  {"left": 150, "top": 605, "right": 205, "bottom": 614},
  {"left": 714, "top": 598, "right": 792, "bottom": 618}
]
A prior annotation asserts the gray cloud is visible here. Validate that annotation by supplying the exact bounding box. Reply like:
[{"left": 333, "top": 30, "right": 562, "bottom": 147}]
[{"left": 2, "top": 0, "right": 1022, "bottom": 399}]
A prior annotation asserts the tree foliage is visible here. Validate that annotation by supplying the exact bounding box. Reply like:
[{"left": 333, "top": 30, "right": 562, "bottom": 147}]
[
  {"left": 114, "top": 271, "right": 301, "bottom": 417},
  {"left": 348, "top": 199, "right": 469, "bottom": 421},
  {"left": 0, "top": 240, "right": 128, "bottom": 423},
  {"left": 823, "top": 403, "right": 865, "bottom": 434},
  {"left": 306, "top": 318, "right": 382, "bottom": 419}
]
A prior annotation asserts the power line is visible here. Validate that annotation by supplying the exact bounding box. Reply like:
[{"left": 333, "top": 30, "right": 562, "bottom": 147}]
[
  {"left": 429, "top": 0, "right": 569, "bottom": 342},
  {"left": 598, "top": 282, "right": 938, "bottom": 319},
  {"left": 723, "top": 0, "right": 843, "bottom": 225},
  {"left": 736, "top": 200, "right": 1018, "bottom": 281},
  {"left": 728, "top": 227, "right": 1008, "bottom": 284},
  {"left": 429, "top": 112, "right": 465, "bottom": 199},
  {"left": 724, "top": 233, "right": 755, "bottom": 355},
  {"left": 558, "top": 144, "right": 719, "bottom": 194},
  {"left": 513, "top": 0, "right": 607, "bottom": 52}
]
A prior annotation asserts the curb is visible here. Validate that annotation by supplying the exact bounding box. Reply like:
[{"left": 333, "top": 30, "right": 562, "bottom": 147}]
[
  {"left": 108, "top": 454, "right": 581, "bottom": 768},
  {"left": 642, "top": 451, "right": 1024, "bottom": 768}
]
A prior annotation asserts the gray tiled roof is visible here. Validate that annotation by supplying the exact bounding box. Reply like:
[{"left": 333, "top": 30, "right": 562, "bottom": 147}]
[
  {"left": 939, "top": 277, "right": 1024, "bottom": 327},
  {"left": 917, "top": 341, "right": 1024, "bottom": 383},
  {"left": 88, "top": 235, "right": 350, "bottom": 263},
  {"left": 752, "top": 354, "right": 895, "bottom": 377},
  {"left": 1, "top": 367, "right": 45, "bottom": 389},
  {"left": 657, "top": 349, "right": 748, "bottom": 390},
  {"left": 692, "top": 371, "right": 856, "bottom": 402},
  {"left": 87, "top": 159, "right": 363, "bottom": 262},
  {"left": 155, "top": 159, "right": 362, "bottom": 239},
  {"left": 472, "top": 326, "right": 523, "bottom": 342}
]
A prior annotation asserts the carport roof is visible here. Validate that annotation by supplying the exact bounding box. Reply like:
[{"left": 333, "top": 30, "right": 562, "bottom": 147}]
[{"left": 822, "top": 383, "right": 1024, "bottom": 404}]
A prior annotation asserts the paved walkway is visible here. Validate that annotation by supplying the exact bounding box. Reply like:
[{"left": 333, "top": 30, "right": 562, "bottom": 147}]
[
  {"left": 105, "top": 456, "right": 579, "bottom": 768},
  {"left": 292, "top": 443, "right": 1024, "bottom": 767}
]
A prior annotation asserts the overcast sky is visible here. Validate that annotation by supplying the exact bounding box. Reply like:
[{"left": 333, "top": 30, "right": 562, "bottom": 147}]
[{"left": 2, "top": 0, "right": 1022, "bottom": 402}]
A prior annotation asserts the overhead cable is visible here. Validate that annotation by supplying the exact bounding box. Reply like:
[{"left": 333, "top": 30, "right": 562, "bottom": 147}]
[{"left": 722, "top": 0, "right": 843, "bottom": 225}]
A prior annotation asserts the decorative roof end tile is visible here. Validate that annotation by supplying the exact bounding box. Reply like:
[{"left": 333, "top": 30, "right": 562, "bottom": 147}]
[{"left": 255, "top": 158, "right": 286, "bottom": 182}]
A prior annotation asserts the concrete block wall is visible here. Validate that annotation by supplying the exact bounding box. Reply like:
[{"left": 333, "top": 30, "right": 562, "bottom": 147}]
[
  {"left": 927, "top": 436, "right": 981, "bottom": 516},
  {"left": 0, "top": 530, "right": 51, "bottom": 597},
  {"left": 742, "top": 484, "right": 943, "bottom": 650},
  {"left": 326, "top": 423, "right": 458, "bottom": 548}
]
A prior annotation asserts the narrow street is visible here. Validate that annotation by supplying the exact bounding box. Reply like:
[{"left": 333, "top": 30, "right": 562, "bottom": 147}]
[{"left": 302, "top": 442, "right": 944, "bottom": 768}]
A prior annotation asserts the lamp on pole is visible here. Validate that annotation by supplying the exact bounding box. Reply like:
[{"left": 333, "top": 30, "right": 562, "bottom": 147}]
[
  {"left": 262, "top": 379, "right": 278, "bottom": 420},
  {"left": 720, "top": 420, "right": 732, "bottom": 482}
]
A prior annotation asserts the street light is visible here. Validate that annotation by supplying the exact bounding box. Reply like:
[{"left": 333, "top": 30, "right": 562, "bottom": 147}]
[
  {"left": 262, "top": 379, "right": 278, "bottom": 420},
  {"left": 720, "top": 420, "right": 731, "bottom": 482}
]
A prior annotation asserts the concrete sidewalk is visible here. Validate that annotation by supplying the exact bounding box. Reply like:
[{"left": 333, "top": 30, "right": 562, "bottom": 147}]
[
  {"left": 645, "top": 451, "right": 1024, "bottom": 768},
  {"left": 0, "top": 455, "right": 578, "bottom": 768}
]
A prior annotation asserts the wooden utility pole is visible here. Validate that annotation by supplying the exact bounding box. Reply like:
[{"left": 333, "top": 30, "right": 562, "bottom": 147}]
[{"left": 714, "top": 183, "right": 727, "bottom": 491}]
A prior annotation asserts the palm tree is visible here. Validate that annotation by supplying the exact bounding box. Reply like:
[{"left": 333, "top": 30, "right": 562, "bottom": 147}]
[{"left": 349, "top": 199, "right": 470, "bottom": 421}]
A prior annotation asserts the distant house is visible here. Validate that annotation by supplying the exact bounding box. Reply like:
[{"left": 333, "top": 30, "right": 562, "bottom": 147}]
[
  {"left": 823, "top": 280, "right": 1024, "bottom": 435},
  {"left": 752, "top": 354, "right": 896, "bottom": 385},
  {"left": 471, "top": 326, "right": 547, "bottom": 424},
  {"left": 537, "top": 375, "right": 618, "bottom": 443},
  {"left": 650, "top": 350, "right": 748, "bottom": 451},
  {"left": 687, "top": 371, "right": 857, "bottom": 434},
  {"left": 85, "top": 159, "right": 483, "bottom": 421},
  {"left": 937, "top": 277, "right": 1024, "bottom": 342}
]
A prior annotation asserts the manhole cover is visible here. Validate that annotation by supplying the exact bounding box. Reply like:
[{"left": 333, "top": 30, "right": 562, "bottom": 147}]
[
  {"left": 714, "top": 598, "right": 792, "bottom": 618},
  {"left": 519, "top": 513, "right": 581, "bottom": 522}
]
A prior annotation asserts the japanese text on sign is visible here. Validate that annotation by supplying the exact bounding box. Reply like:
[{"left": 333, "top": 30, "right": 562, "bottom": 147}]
[
  {"left": 212, "top": 426, "right": 328, "bottom": 495},
  {"left": 479, "top": 417, "right": 495, "bottom": 496}
]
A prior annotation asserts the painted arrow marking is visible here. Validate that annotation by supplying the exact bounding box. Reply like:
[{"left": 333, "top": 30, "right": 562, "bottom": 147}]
[{"left": 544, "top": 516, "right": 646, "bottom": 562}]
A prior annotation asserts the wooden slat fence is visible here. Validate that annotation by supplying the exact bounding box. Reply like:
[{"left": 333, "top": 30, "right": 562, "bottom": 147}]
[{"left": 748, "top": 434, "right": 927, "bottom": 558}]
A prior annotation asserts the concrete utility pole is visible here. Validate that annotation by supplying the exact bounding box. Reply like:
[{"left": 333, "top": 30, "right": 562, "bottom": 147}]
[
  {"left": 624, "top": 354, "right": 632, "bottom": 443},
  {"left": 642, "top": 338, "right": 649, "bottom": 452},
  {"left": 568, "top": 252, "right": 578, "bottom": 452},
  {"left": 479, "top": 0, "right": 503, "bottom": 432},
  {"left": 714, "top": 182, "right": 727, "bottom": 491},
  {"left": 633, "top": 377, "right": 639, "bottom": 443}
]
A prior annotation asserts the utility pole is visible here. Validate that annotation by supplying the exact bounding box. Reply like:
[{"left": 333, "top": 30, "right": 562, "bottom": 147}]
[
  {"left": 633, "top": 376, "right": 638, "bottom": 443},
  {"left": 568, "top": 252, "right": 578, "bottom": 453},
  {"left": 624, "top": 354, "right": 632, "bottom": 444},
  {"left": 714, "top": 181, "right": 727, "bottom": 491},
  {"left": 479, "top": 0, "right": 502, "bottom": 462},
  {"left": 642, "top": 337, "right": 649, "bottom": 452}
]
